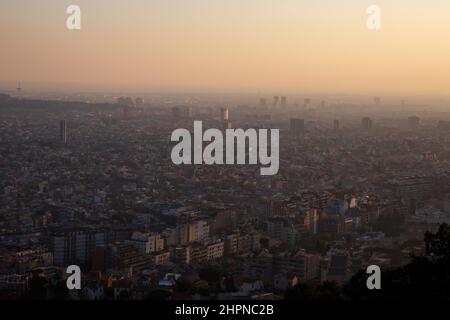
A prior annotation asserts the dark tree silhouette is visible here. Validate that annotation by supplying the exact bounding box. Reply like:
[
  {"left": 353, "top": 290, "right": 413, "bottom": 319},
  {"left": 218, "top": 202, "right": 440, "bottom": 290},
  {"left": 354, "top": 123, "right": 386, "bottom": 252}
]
[
  {"left": 26, "top": 274, "right": 48, "bottom": 300},
  {"left": 198, "top": 266, "right": 222, "bottom": 283},
  {"left": 117, "top": 290, "right": 131, "bottom": 300},
  {"left": 425, "top": 223, "right": 450, "bottom": 257},
  {"left": 144, "top": 289, "right": 172, "bottom": 300},
  {"left": 53, "top": 280, "right": 70, "bottom": 300},
  {"left": 344, "top": 223, "right": 450, "bottom": 299},
  {"left": 285, "top": 281, "right": 342, "bottom": 300}
]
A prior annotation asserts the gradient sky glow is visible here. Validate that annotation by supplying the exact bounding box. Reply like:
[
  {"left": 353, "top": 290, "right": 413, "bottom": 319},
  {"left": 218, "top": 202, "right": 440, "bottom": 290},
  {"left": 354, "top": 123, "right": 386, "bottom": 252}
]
[{"left": 1, "top": 0, "right": 450, "bottom": 94}]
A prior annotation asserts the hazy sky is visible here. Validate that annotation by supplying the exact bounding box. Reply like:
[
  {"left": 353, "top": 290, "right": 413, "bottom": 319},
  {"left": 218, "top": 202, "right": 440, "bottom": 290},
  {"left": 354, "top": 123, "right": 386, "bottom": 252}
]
[{"left": 1, "top": 0, "right": 450, "bottom": 95}]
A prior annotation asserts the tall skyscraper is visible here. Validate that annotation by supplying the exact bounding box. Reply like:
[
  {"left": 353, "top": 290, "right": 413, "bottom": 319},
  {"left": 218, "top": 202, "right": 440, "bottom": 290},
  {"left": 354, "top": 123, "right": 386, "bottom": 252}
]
[
  {"left": 303, "top": 98, "right": 311, "bottom": 109},
  {"left": 220, "top": 107, "right": 232, "bottom": 129},
  {"left": 259, "top": 98, "right": 267, "bottom": 109},
  {"left": 172, "top": 106, "right": 180, "bottom": 118},
  {"left": 272, "top": 96, "right": 279, "bottom": 108},
  {"left": 220, "top": 107, "right": 229, "bottom": 122},
  {"left": 290, "top": 118, "right": 305, "bottom": 137},
  {"left": 172, "top": 106, "right": 192, "bottom": 119},
  {"left": 361, "top": 117, "right": 373, "bottom": 130},
  {"left": 333, "top": 120, "right": 340, "bottom": 130},
  {"left": 320, "top": 100, "right": 326, "bottom": 109},
  {"left": 280, "top": 96, "right": 287, "bottom": 109},
  {"left": 16, "top": 81, "right": 22, "bottom": 100},
  {"left": 60, "top": 120, "right": 67, "bottom": 144},
  {"left": 408, "top": 116, "right": 421, "bottom": 129},
  {"left": 53, "top": 229, "right": 106, "bottom": 267}
]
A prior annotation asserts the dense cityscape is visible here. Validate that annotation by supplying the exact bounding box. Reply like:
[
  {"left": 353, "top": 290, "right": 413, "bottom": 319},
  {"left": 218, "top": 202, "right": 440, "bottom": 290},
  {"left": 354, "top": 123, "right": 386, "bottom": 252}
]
[{"left": 1, "top": 91, "right": 450, "bottom": 300}]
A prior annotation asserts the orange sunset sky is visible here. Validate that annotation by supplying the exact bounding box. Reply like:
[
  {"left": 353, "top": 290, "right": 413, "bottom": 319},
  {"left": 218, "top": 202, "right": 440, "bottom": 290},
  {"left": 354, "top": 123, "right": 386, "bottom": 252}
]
[{"left": 1, "top": 0, "right": 450, "bottom": 95}]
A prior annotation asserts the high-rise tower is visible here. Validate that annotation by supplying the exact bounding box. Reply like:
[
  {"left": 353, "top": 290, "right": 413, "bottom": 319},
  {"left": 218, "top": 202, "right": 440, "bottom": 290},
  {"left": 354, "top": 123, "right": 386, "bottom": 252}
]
[{"left": 60, "top": 120, "right": 67, "bottom": 145}]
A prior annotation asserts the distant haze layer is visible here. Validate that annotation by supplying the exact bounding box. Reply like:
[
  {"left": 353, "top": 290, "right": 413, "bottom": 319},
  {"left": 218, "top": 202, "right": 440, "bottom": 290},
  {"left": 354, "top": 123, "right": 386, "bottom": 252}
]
[{"left": 1, "top": 0, "right": 450, "bottom": 95}]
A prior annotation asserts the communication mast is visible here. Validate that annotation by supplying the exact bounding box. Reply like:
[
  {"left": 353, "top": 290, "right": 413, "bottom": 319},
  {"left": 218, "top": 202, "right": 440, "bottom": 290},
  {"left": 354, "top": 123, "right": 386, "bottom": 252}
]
[{"left": 16, "top": 81, "right": 22, "bottom": 99}]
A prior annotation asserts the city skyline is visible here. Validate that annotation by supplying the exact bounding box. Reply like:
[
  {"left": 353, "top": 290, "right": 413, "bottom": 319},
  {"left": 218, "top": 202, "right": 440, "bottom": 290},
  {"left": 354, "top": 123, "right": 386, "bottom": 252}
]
[{"left": 2, "top": 0, "right": 450, "bottom": 306}]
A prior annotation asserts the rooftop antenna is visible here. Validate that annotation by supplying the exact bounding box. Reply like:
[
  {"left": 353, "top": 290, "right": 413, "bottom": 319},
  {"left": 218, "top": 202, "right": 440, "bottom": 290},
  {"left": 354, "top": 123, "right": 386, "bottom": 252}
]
[{"left": 16, "top": 81, "right": 22, "bottom": 99}]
